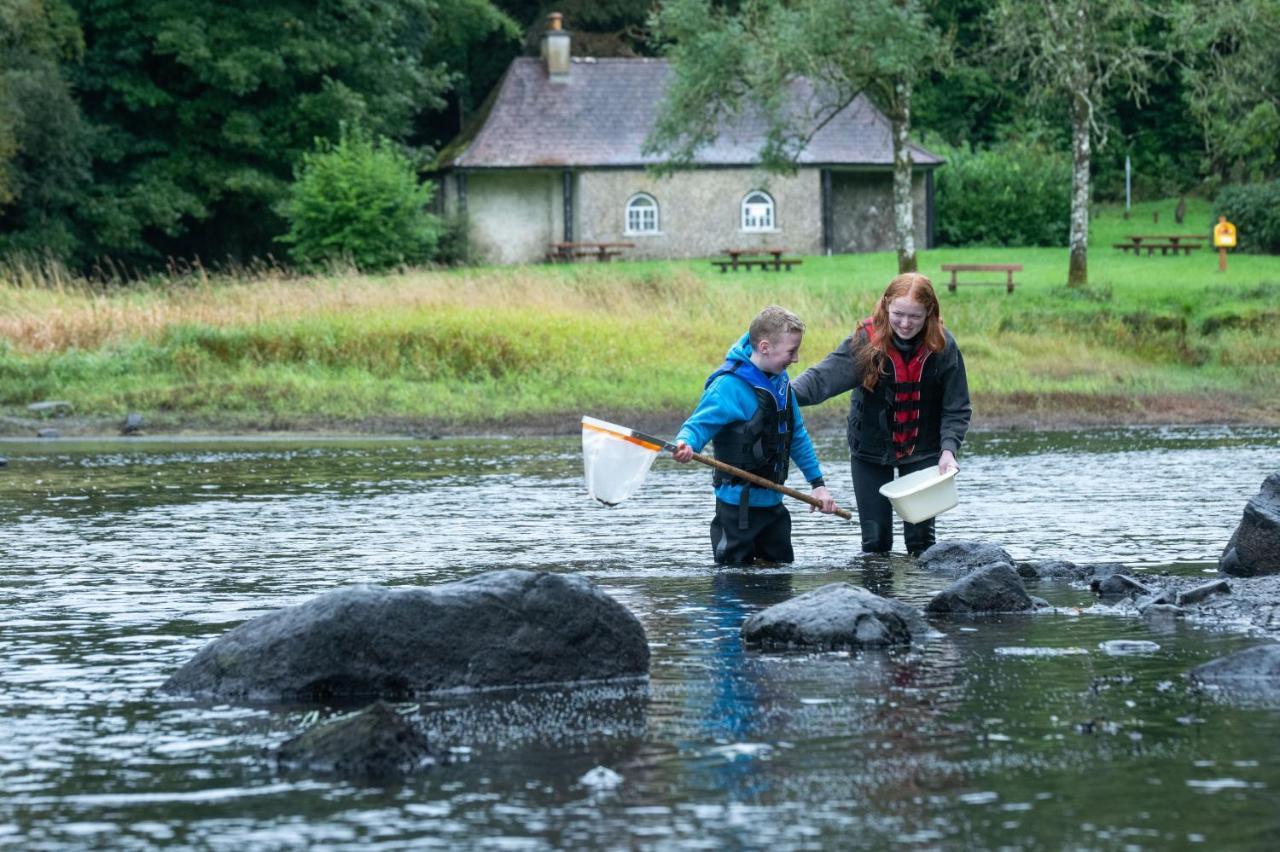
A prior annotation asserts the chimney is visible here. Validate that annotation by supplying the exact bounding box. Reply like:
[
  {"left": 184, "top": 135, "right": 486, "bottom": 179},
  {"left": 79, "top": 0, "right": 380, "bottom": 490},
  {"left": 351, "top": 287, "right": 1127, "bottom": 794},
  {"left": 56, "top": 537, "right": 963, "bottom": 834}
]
[{"left": 541, "top": 12, "right": 570, "bottom": 83}]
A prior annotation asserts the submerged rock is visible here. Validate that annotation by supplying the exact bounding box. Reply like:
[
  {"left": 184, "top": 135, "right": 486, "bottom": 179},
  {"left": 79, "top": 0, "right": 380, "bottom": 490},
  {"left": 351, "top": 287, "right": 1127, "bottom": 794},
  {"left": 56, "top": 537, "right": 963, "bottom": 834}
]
[
  {"left": 1090, "top": 574, "right": 1154, "bottom": 597},
  {"left": 741, "top": 583, "right": 924, "bottom": 649},
  {"left": 276, "top": 701, "right": 433, "bottom": 781},
  {"left": 162, "top": 570, "right": 650, "bottom": 702},
  {"left": 1220, "top": 472, "right": 1280, "bottom": 577},
  {"left": 1176, "top": 579, "right": 1231, "bottom": 606},
  {"left": 1189, "top": 644, "right": 1280, "bottom": 695},
  {"left": 917, "top": 540, "right": 1014, "bottom": 574},
  {"left": 926, "top": 563, "right": 1035, "bottom": 614}
]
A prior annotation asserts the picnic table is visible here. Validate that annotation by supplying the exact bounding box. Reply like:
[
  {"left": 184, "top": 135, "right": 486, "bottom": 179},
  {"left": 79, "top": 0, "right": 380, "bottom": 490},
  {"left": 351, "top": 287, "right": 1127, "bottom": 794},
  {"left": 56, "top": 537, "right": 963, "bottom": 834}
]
[
  {"left": 546, "top": 241, "right": 635, "bottom": 263},
  {"left": 941, "top": 263, "right": 1021, "bottom": 294},
  {"left": 1114, "top": 234, "right": 1205, "bottom": 256},
  {"left": 711, "top": 248, "right": 803, "bottom": 272}
]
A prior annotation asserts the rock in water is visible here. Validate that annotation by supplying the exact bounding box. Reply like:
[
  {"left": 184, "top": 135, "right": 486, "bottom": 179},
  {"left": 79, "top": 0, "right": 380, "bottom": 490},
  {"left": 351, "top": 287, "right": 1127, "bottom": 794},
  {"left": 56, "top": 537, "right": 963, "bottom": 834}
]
[
  {"left": 741, "top": 583, "right": 924, "bottom": 649},
  {"left": 276, "top": 701, "right": 433, "bottom": 781},
  {"left": 926, "top": 564, "right": 1035, "bottom": 614},
  {"left": 917, "top": 540, "right": 1015, "bottom": 574},
  {"left": 162, "top": 570, "right": 650, "bottom": 701},
  {"left": 1190, "top": 644, "right": 1280, "bottom": 697},
  {"left": 1219, "top": 472, "right": 1280, "bottom": 577}
]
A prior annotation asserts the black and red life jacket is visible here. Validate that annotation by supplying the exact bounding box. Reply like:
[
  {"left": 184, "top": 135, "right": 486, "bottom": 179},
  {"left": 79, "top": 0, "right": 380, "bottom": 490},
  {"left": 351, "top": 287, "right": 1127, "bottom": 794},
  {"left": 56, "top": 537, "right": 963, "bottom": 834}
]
[{"left": 860, "top": 318, "right": 932, "bottom": 460}]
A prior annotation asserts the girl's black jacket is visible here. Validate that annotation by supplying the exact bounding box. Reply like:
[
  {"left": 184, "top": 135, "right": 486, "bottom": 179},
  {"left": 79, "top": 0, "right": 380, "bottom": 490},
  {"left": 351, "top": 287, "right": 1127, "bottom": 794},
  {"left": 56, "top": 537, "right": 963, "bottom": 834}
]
[{"left": 791, "top": 326, "right": 972, "bottom": 466}]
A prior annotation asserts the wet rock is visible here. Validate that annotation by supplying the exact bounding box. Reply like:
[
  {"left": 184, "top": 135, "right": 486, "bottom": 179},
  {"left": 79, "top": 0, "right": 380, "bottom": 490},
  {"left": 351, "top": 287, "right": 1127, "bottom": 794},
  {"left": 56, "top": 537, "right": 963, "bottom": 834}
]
[
  {"left": 1024, "top": 559, "right": 1088, "bottom": 581},
  {"left": 1090, "top": 574, "right": 1154, "bottom": 597},
  {"left": 1079, "top": 562, "right": 1127, "bottom": 581},
  {"left": 121, "top": 413, "right": 143, "bottom": 435},
  {"left": 1219, "top": 472, "right": 1280, "bottom": 578},
  {"left": 917, "top": 540, "right": 1014, "bottom": 574},
  {"left": 1029, "top": 595, "right": 1051, "bottom": 609},
  {"left": 1141, "top": 603, "right": 1185, "bottom": 620},
  {"left": 162, "top": 570, "right": 650, "bottom": 702},
  {"left": 1015, "top": 562, "right": 1040, "bottom": 580},
  {"left": 925, "top": 563, "right": 1035, "bottom": 614},
  {"left": 36, "top": 427, "right": 59, "bottom": 439},
  {"left": 1189, "top": 644, "right": 1280, "bottom": 695},
  {"left": 276, "top": 701, "right": 433, "bottom": 781},
  {"left": 1176, "top": 579, "right": 1231, "bottom": 607},
  {"left": 741, "top": 583, "right": 923, "bottom": 649},
  {"left": 1134, "top": 589, "right": 1177, "bottom": 612},
  {"left": 0, "top": 457, "right": 7, "bottom": 467}
]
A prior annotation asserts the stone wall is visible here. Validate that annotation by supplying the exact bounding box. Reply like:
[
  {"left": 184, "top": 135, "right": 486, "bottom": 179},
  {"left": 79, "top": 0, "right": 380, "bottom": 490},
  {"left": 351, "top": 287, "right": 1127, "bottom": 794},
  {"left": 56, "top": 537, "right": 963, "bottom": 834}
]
[
  {"left": 455, "top": 171, "right": 563, "bottom": 266},
  {"left": 830, "top": 171, "right": 928, "bottom": 254},
  {"left": 574, "top": 168, "right": 823, "bottom": 261},
  {"left": 447, "top": 166, "right": 932, "bottom": 264}
]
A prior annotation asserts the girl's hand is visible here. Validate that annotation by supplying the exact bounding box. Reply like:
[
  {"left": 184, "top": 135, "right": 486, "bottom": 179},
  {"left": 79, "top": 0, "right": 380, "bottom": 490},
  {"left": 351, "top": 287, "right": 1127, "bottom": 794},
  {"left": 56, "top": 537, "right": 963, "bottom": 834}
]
[{"left": 939, "top": 450, "right": 959, "bottom": 475}]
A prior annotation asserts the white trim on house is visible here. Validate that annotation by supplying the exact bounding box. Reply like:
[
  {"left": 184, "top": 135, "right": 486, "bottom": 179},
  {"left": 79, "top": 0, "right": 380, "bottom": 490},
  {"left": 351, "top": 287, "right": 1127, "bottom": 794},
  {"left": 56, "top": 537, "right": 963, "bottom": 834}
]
[
  {"left": 741, "top": 190, "right": 776, "bottom": 232},
  {"left": 624, "top": 192, "right": 660, "bottom": 235}
]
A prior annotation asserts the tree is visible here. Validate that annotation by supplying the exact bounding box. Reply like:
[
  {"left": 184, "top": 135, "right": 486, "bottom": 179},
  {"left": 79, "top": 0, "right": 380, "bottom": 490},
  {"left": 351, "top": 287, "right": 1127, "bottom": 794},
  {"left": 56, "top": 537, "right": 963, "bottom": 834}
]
[
  {"left": 1173, "top": 0, "right": 1280, "bottom": 185},
  {"left": 990, "top": 0, "right": 1162, "bottom": 286},
  {"left": 0, "top": 0, "right": 92, "bottom": 259},
  {"left": 278, "top": 127, "right": 441, "bottom": 271},
  {"left": 646, "top": 0, "right": 941, "bottom": 273},
  {"left": 66, "top": 0, "right": 453, "bottom": 265}
]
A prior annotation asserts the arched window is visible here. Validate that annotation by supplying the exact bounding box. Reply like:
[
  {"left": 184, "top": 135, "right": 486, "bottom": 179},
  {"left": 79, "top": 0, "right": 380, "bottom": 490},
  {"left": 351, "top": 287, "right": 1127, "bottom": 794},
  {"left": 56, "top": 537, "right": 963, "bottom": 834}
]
[
  {"left": 741, "top": 190, "right": 775, "bottom": 231},
  {"left": 625, "top": 193, "right": 660, "bottom": 234}
]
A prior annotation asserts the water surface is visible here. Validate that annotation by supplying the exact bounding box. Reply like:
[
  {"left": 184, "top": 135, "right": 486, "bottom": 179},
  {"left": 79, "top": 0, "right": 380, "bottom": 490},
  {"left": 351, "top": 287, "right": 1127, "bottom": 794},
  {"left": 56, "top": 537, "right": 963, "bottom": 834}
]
[{"left": 2, "top": 427, "right": 1278, "bottom": 849}]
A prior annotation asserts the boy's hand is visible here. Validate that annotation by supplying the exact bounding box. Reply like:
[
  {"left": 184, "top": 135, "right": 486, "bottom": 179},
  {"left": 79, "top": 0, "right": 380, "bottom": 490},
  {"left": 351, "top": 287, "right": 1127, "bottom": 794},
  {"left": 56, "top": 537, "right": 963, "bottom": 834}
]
[
  {"left": 672, "top": 440, "right": 694, "bottom": 463},
  {"left": 810, "top": 485, "right": 837, "bottom": 514}
]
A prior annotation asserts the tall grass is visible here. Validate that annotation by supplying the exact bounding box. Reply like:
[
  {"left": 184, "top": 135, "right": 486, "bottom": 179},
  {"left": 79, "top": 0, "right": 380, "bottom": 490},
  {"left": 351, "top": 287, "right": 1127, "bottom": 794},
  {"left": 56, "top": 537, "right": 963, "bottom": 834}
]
[{"left": 2, "top": 198, "right": 1278, "bottom": 430}]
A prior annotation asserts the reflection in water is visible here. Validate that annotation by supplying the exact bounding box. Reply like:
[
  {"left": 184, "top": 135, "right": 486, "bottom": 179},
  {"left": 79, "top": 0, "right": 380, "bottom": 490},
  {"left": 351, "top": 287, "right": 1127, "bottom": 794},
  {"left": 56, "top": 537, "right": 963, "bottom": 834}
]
[{"left": 1, "top": 427, "right": 1279, "bottom": 848}]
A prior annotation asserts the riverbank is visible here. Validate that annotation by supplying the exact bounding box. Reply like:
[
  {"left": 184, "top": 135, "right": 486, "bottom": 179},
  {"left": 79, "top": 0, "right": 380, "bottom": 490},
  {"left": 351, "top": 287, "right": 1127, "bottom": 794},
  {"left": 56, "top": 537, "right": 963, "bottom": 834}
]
[{"left": 3, "top": 199, "right": 1278, "bottom": 435}]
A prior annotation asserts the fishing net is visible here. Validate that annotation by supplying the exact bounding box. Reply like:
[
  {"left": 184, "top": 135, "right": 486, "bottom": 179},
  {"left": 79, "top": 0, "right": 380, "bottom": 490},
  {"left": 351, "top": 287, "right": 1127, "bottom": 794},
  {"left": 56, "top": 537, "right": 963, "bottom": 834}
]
[{"left": 581, "top": 416, "right": 664, "bottom": 506}]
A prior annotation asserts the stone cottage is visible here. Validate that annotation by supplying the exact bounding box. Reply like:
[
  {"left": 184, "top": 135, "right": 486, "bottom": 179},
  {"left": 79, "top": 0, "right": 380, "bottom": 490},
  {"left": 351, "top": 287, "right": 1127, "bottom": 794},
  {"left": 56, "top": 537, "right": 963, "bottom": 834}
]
[{"left": 435, "top": 14, "right": 942, "bottom": 266}]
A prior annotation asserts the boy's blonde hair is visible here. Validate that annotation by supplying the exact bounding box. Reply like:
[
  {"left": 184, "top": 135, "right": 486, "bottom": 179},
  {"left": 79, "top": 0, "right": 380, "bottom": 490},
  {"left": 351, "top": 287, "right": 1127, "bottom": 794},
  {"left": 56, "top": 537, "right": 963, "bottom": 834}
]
[{"left": 749, "top": 305, "right": 805, "bottom": 346}]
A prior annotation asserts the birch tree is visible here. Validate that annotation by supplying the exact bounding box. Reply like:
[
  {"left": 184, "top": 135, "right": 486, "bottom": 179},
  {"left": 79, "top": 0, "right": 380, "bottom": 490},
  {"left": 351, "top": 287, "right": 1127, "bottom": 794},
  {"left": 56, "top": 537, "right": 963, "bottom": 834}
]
[
  {"left": 646, "top": 0, "right": 941, "bottom": 273},
  {"left": 991, "top": 0, "right": 1162, "bottom": 287}
]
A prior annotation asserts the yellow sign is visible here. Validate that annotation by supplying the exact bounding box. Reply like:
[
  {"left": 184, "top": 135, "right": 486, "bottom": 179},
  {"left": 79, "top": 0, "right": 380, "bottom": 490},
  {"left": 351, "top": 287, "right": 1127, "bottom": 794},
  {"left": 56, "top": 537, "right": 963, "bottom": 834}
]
[{"left": 1214, "top": 217, "right": 1237, "bottom": 248}]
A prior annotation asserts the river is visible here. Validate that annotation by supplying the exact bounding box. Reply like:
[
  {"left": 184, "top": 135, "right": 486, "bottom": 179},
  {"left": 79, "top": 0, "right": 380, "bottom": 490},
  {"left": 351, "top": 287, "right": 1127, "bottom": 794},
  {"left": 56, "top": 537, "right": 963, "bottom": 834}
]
[{"left": 1, "top": 426, "right": 1278, "bottom": 849}]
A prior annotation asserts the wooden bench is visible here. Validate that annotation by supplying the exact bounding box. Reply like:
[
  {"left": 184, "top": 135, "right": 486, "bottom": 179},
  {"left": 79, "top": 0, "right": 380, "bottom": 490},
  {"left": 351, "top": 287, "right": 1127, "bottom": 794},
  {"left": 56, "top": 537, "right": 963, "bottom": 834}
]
[
  {"left": 1113, "top": 241, "right": 1202, "bottom": 256},
  {"left": 546, "top": 241, "right": 634, "bottom": 263},
  {"left": 941, "top": 263, "right": 1021, "bottom": 294},
  {"left": 711, "top": 258, "right": 803, "bottom": 272}
]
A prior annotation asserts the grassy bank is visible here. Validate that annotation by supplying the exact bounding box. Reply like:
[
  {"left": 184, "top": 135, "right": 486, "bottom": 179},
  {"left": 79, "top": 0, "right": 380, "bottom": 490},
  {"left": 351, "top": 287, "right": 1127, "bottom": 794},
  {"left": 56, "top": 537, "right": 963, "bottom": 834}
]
[{"left": 2, "top": 197, "right": 1279, "bottom": 435}]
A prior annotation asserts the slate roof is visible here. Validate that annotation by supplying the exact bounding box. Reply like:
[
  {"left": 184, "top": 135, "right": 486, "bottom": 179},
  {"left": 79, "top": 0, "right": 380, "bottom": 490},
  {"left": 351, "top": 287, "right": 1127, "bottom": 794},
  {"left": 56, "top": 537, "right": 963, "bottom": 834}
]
[{"left": 441, "top": 57, "right": 941, "bottom": 170}]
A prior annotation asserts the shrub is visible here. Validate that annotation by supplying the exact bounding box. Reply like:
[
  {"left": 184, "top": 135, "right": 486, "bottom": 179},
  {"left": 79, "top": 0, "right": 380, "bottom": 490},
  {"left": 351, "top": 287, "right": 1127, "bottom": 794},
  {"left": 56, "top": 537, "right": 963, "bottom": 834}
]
[
  {"left": 278, "top": 128, "right": 442, "bottom": 271},
  {"left": 1214, "top": 181, "right": 1280, "bottom": 254},
  {"left": 934, "top": 139, "right": 1071, "bottom": 247}
]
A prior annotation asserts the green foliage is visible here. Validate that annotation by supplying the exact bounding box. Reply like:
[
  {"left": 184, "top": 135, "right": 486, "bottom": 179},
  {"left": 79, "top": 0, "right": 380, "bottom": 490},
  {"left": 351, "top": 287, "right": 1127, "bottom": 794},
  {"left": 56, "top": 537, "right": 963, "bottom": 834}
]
[
  {"left": 0, "top": 0, "right": 91, "bottom": 258},
  {"left": 935, "top": 139, "right": 1070, "bottom": 246},
  {"left": 278, "top": 129, "right": 442, "bottom": 271},
  {"left": 1215, "top": 181, "right": 1280, "bottom": 254},
  {"left": 64, "top": 0, "right": 452, "bottom": 265},
  {"left": 1173, "top": 0, "right": 1280, "bottom": 185}
]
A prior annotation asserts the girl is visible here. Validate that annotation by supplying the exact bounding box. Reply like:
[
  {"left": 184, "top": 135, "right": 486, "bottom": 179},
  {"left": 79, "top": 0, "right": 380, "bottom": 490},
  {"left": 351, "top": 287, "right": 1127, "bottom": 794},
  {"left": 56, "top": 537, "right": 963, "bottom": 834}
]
[{"left": 792, "top": 273, "right": 971, "bottom": 555}]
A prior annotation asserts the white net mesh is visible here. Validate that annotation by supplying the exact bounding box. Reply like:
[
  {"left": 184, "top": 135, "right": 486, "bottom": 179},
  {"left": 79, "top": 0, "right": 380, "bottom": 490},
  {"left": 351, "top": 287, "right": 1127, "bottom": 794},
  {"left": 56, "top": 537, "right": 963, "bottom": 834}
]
[{"left": 581, "top": 416, "right": 661, "bottom": 506}]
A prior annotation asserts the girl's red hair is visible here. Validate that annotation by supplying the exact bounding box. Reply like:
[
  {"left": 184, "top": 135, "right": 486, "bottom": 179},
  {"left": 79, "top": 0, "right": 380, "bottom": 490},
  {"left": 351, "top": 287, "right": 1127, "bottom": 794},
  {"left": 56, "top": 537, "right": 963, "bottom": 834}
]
[{"left": 855, "top": 272, "right": 946, "bottom": 391}]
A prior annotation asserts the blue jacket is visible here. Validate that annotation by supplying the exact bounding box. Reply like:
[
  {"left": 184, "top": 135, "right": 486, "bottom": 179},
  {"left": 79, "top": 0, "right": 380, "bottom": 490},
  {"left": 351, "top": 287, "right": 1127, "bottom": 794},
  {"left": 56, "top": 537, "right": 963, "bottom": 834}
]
[{"left": 676, "top": 332, "right": 825, "bottom": 507}]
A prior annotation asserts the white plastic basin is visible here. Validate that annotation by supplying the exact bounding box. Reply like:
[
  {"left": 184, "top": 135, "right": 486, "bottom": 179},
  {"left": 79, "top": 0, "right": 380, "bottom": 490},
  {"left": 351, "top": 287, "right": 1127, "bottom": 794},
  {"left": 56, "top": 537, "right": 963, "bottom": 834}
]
[{"left": 878, "top": 467, "right": 959, "bottom": 523}]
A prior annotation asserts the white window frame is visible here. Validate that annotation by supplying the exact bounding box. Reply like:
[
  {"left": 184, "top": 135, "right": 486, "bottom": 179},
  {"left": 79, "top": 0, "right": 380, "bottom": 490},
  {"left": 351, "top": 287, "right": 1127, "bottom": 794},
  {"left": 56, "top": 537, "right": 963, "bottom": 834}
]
[
  {"left": 624, "top": 193, "right": 660, "bottom": 235},
  {"left": 741, "top": 190, "right": 776, "bottom": 232}
]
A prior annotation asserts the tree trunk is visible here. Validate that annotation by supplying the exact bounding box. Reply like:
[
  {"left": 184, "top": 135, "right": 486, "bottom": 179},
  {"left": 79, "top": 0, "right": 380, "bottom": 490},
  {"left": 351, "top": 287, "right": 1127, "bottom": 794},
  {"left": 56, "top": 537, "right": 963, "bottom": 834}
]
[
  {"left": 891, "top": 77, "right": 916, "bottom": 274},
  {"left": 1067, "top": 93, "right": 1091, "bottom": 287}
]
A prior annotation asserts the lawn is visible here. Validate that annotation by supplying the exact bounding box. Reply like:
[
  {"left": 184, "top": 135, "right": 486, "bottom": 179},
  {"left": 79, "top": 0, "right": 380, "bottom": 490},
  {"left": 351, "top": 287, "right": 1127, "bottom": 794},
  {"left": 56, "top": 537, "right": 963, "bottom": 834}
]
[{"left": 1, "top": 197, "right": 1277, "bottom": 434}]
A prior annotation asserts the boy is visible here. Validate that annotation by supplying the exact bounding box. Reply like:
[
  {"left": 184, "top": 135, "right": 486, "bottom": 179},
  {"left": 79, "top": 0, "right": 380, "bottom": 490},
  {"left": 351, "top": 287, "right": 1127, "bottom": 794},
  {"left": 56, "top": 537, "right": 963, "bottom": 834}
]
[{"left": 673, "top": 305, "right": 837, "bottom": 564}]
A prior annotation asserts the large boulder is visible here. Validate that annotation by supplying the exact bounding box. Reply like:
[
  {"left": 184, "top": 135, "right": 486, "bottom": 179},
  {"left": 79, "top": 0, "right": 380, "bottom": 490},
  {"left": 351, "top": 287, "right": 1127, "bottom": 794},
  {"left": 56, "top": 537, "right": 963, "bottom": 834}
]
[
  {"left": 276, "top": 701, "right": 434, "bottom": 781},
  {"left": 926, "top": 563, "right": 1035, "bottom": 614},
  {"left": 1220, "top": 472, "right": 1280, "bottom": 577},
  {"left": 917, "top": 540, "right": 1014, "bottom": 574},
  {"left": 162, "top": 570, "right": 650, "bottom": 702},
  {"left": 741, "top": 583, "right": 925, "bottom": 649},
  {"left": 1189, "top": 644, "right": 1280, "bottom": 696}
]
